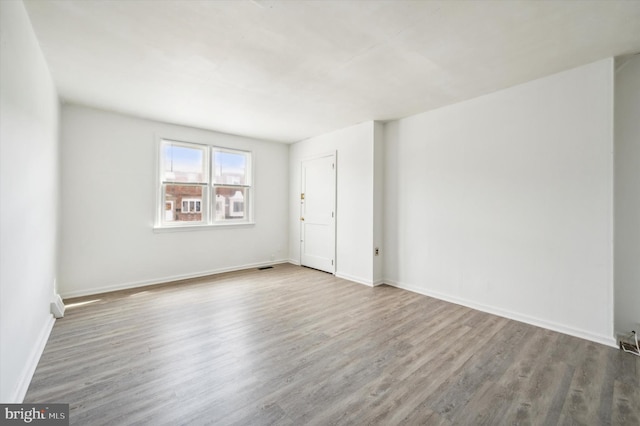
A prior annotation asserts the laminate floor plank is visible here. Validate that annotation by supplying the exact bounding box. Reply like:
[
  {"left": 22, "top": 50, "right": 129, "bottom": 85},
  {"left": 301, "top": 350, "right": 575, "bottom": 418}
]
[
  {"left": 357, "top": 315, "right": 509, "bottom": 425},
  {"left": 24, "top": 264, "right": 640, "bottom": 425},
  {"left": 558, "top": 341, "right": 617, "bottom": 425}
]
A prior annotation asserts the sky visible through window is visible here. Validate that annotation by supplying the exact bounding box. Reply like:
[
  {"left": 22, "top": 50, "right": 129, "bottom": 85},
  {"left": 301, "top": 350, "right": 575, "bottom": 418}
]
[
  {"left": 163, "top": 145, "right": 246, "bottom": 174},
  {"left": 164, "top": 144, "right": 203, "bottom": 174},
  {"left": 215, "top": 151, "right": 247, "bottom": 185},
  {"left": 215, "top": 152, "right": 245, "bottom": 170}
]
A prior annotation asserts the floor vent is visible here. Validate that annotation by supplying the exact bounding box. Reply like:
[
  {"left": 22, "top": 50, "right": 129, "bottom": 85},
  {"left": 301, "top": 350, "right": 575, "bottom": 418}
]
[{"left": 258, "top": 266, "right": 274, "bottom": 270}]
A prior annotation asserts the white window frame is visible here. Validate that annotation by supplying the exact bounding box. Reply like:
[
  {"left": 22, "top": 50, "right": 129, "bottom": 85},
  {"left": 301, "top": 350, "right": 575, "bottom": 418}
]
[{"left": 155, "top": 138, "right": 253, "bottom": 230}]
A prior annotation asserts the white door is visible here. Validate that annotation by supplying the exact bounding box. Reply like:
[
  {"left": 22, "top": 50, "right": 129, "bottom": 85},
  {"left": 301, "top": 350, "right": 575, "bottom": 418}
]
[
  {"left": 164, "top": 201, "right": 174, "bottom": 221},
  {"left": 300, "top": 154, "right": 336, "bottom": 273}
]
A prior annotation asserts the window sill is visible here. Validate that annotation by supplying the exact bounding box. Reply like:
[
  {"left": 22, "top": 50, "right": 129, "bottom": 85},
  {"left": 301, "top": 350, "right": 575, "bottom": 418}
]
[{"left": 153, "top": 222, "right": 256, "bottom": 233}]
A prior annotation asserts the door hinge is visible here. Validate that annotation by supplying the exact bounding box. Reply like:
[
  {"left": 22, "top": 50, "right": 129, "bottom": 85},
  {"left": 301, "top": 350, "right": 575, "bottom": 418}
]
[
  {"left": 300, "top": 193, "right": 305, "bottom": 200},
  {"left": 331, "top": 260, "right": 334, "bottom": 265},
  {"left": 331, "top": 211, "right": 334, "bottom": 218},
  {"left": 332, "top": 163, "right": 335, "bottom": 169}
]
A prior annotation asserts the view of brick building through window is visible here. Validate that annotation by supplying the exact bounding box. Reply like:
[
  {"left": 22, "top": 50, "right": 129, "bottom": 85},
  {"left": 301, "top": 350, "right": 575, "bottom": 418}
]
[
  {"left": 164, "top": 184, "right": 246, "bottom": 222},
  {"left": 163, "top": 174, "right": 247, "bottom": 223},
  {"left": 165, "top": 185, "right": 203, "bottom": 222}
]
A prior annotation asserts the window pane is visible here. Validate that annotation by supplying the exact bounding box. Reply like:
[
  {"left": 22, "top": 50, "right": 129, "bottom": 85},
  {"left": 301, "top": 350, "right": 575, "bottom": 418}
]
[
  {"left": 214, "top": 187, "right": 248, "bottom": 220},
  {"left": 163, "top": 142, "right": 206, "bottom": 183},
  {"left": 213, "top": 151, "right": 248, "bottom": 185},
  {"left": 164, "top": 185, "right": 205, "bottom": 223}
]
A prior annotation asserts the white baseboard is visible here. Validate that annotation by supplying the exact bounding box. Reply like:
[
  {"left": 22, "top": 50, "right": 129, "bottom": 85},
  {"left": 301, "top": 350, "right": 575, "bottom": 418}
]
[
  {"left": 60, "top": 259, "right": 290, "bottom": 299},
  {"left": 384, "top": 278, "right": 617, "bottom": 348},
  {"left": 288, "top": 258, "right": 300, "bottom": 266},
  {"left": 335, "top": 272, "right": 374, "bottom": 287},
  {"left": 11, "top": 314, "right": 55, "bottom": 403}
]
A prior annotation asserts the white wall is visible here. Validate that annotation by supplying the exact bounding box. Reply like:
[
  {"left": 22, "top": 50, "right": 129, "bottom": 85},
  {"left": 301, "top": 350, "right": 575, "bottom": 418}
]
[
  {"left": 0, "top": 1, "right": 60, "bottom": 402},
  {"left": 384, "top": 59, "right": 615, "bottom": 346},
  {"left": 614, "top": 54, "right": 640, "bottom": 335},
  {"left": 59, "top": 105, "right": 289, "bottom": 297},
  {"left": 289, "top": 121, "right": 376, "bottom": 285}
]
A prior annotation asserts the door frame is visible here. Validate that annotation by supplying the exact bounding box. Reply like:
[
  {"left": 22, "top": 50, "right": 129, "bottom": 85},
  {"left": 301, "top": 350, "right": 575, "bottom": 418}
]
[{"left": 299, "top": 151, "right": 337, "bottom": 274}]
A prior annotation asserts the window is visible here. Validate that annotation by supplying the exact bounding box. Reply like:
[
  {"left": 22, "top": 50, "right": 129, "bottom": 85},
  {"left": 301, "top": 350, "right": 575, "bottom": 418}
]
[
  {"left": 181, "top": 198, "right": 202, "bottom": 213},
  {"left": 212, "top": 148, "right": 251, "bottom": 221},
  {"left": 157, "top": 139, "right": 252, "bottom": 228}
]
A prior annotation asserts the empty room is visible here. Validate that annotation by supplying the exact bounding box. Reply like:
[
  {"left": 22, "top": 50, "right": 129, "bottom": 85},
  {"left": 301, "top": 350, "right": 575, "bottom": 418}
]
[{"left": 1, "top": 0, "right": 639, "bottom": 424}]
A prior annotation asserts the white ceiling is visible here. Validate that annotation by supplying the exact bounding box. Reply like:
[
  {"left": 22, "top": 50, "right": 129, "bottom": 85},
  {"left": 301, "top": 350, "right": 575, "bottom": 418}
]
[{"left": 24, "top": 0, "right": 640, "bottom": 143}]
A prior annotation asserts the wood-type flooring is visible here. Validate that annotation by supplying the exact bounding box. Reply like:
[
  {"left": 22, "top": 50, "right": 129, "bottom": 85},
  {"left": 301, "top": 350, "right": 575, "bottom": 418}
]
[{"left": 25, "top": 264, "right": 640, "bottom": 425}]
